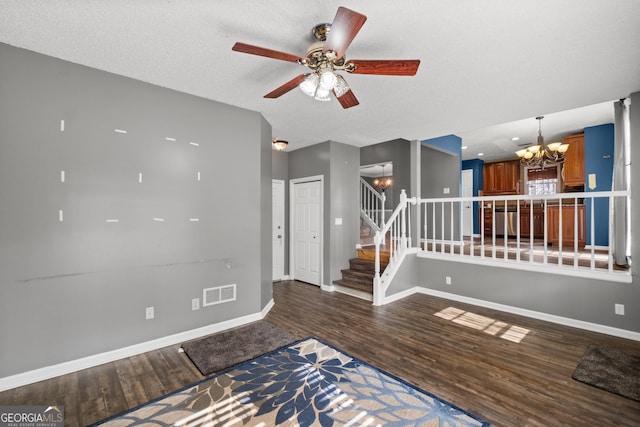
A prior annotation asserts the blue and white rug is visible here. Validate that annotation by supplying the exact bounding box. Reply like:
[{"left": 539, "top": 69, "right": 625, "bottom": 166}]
[{"left": 96, "top": 337, "right": 490, "bottom": 426}]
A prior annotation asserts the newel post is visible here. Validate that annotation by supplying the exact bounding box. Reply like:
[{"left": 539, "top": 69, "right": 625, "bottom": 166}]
[
  {"left": 400, "top": 189, "right": 408, "bottom": 250},
  {"left": 373, "top": 229, "right": 383, "bottom": 306}
]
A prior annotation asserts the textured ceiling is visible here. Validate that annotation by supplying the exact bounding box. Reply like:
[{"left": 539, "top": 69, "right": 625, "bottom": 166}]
[{"left": 1, "top": 0, "right": 639, "bottom": 161}]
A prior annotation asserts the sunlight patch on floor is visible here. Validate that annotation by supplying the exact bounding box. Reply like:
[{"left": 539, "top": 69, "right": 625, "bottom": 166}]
[{"left": 434, "top": 307, "right": 530, "bottom": 343}]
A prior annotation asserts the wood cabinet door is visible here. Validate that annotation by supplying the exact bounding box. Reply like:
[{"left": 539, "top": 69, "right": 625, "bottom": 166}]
[
  {"left": 494, "top": 162, "right": 506, "bottom": 193},
  {"left": 520, "top": 208, "right": 545, "bottom": 239},
  {"left": 483, "top": 163, "right": 496, "bottom": 194},
  {"left": 547, "top": 205, "right": 585, "bottom": 247},
  {"left": 482, "top": 208, "right": 493, "bottom": 236},
  {"left": 520, "top": 209, "right": 531, "bottom": 238},
  {"left": 504, "top": 160, "right": 520, "bottom": 194},
  {"left": 562, "top": 134, "right": 584, "bottom": 187},
  {"left": 483, "top": 161, "right": 519, "bottom": 195}
]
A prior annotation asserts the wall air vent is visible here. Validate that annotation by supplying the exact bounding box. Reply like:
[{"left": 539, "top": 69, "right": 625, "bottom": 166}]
[{"left": 203, "top": 284, "right": 236, "bottom": 307}]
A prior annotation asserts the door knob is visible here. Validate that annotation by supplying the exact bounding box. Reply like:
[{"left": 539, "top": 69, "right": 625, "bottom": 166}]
[{"left": 277, "top": 235, "right": 282, "bottom": 238}]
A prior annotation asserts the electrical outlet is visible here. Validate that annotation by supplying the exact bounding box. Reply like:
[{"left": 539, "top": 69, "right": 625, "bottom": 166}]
[
  {"left": 615, "top": 304, "right": 625, "bottom": 316},
  {"left": 443, "top": 187, "right": 450, "bottom": 194},
  {"left": 445, "top": 276, "right": 452, "bottom": 285},
  {"left": 192, "top": 298, "right": 200, "bottom": 311},
  {"left": 145, "top": 306, "right": 154, "bottom": 320}
]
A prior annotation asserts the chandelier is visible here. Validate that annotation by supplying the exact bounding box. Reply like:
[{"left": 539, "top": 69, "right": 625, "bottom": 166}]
[
  {"left": 515, "top": 116, "right": 569, "bottom": 167},
  {"left": 373, "top": 164, "right": 393, "bottom": 192}
]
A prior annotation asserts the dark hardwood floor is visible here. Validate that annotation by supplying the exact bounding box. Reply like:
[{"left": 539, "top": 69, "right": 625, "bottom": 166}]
[{"left": 1, "top": 280, "right": 639, "bottom": 426}]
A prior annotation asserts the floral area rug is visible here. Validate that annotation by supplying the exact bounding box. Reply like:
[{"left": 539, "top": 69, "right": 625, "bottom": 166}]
[{"left": 94, "top": 338, "right": 490, "bottom": 426}]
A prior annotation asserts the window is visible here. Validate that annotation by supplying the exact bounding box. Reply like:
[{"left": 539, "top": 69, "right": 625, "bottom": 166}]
[{"left": 526, "top": 166, "right": 558, "bottom": 195}]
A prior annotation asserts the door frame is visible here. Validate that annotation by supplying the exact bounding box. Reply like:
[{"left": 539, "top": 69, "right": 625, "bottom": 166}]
[
  {"left": 272, "top": 179, "right": 285, "bottom": 281},
  {"left": 289, "top": 175, "right": 324, "bottom": 287}
]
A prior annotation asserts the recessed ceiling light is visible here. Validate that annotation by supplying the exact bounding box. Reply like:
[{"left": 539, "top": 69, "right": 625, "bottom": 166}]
[
  {"left": 477, "top": 152, "right": 484, "bottom": 156},
  {"left": 461, "top": 146, "right": 468, "bottom": 150},
  {"left": 511, "top": 137, "right": 520, "bottom": 141}
]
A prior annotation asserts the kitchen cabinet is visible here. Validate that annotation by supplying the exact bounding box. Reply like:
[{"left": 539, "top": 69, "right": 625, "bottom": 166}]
[
  {"left": 483, "top": 160, "right": 520, "bottom": 195},
  {"left": 482, "top": 208, "right": 493, "bottom": 236},
  {"left": 547, "top": 205, "right": 586, "bottom": 248},
  {"left": 519, "top": 207, "right": 545, "bottom": 239},
  {"left": 562, "top": 134, "right": 584, "bottom": 188}
]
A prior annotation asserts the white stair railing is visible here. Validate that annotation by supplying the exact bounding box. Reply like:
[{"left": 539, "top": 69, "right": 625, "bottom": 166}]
[
  {"left": 373, "top": 189, "right": 416, "bottom": 305},
  {"left": 360, "top": 177, "right": 386, "bottom": 231},
  {"left": 417, "top": 190, "right": 630, "bottom": 282}
]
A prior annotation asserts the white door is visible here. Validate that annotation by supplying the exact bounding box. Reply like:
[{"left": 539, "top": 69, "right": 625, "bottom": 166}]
[
  {"left": 272, "top": 180, "right": 285, "bottom": 281},
  {"left": 291, "top": 178, "right": 322, "bottom": 286},
  {"left": 462, "top": 169, "right": 474, "bottom": 237}
]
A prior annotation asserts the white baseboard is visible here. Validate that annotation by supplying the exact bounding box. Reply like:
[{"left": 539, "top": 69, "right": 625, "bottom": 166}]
[
  {"left": 0, "top": 300, "right": 275, "bottom": 393},
  {"left": 321, "top": 283, "right": 336, "bottom": 292},
  {"left": 394, "top": 287, "right": 640, "bottom": 342}
]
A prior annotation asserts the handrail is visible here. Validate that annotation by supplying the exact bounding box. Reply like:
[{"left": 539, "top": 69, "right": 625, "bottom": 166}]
[
  {"left": 371, "top": 189, "right": 630, "bottom": 306},
  {"left": 373, "top": 189, "right": 416, "bottom": 305},
  {"left": 360, "top": 177, "right": 386, "bottom": 232},
  {"left": 417, "top": 190, "right": 630, "bottom": 281}
]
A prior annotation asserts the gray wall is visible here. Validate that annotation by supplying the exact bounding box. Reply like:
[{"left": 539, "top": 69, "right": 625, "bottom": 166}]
[
  {"left": 259, "top": 117, "right": 273, "bottom": 307},
  {"left": 329, "top": 142, "right": 360, "bottom": 283},
  {"left": 0, "top": 43, "right": 272, "bottom": 377},
  {"left": 387, "top": 92, "right": 640, "bottom": 334},
  {"left": 360, "top": 139, "right": 412, "bottom": 207},
  {"left": 272, "top": 150, "right": 289, "bottom": 275},
  {"left": 421, "top": 144, "right": 461, "bottom": 240},
  {"left": 288, "top": 141, "right": 359, "bottom": 286}
]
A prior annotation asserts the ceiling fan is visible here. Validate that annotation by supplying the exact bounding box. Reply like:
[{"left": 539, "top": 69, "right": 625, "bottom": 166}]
[{"left": 231, "top": 7, "right": 420, "bottom": 109}]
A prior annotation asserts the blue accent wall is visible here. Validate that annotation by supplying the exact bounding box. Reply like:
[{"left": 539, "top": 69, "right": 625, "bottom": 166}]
[
  {"left": 584, "top": 123, "right": 614, "bottom": 247},
  {"left": 422, "top": 134, "right": 462, "bottom": 157},
  {"left": 462, "top": 159, "right": 484, "bottom": 234}
]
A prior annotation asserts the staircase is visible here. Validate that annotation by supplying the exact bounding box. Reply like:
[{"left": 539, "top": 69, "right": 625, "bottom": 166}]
[
  {"left": 337, "top": 179, "right": 413, "bottom": 303},
  {"left": 333, "top": 247, "right": 389, "bottom": 297}
]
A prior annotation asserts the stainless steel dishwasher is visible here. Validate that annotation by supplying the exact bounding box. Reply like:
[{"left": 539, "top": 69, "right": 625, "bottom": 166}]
[{"left": 494, "top": 210, "right": 518, "bottom": 236}]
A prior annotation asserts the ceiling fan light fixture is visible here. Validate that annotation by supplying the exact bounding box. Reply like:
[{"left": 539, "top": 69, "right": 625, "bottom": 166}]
[
  {"left": 314, "top": 86, "right": 332, "bottom": 101},
  {"left": 318, "top": 69, "right": 337, "bottom": 90},
  {"left": 299, "top": 73, "right": 319, "bottom": 97},
  {"left": 333, "top": 74, "right": 350, "bottom": 97}
]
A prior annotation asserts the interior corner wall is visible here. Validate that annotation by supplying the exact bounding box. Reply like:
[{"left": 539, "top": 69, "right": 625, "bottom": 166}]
[
  {"left": 272, "top": 150, "right": 289, "bottom": 275},
  {"left": 329, "top": 142, "right": 360, "bottom": 284},
  {"left": 260, "top": 117, "right": 273, "bottom": 308},
  {"left": 0, "top": 43, "right": 270, "bottom": 378}
]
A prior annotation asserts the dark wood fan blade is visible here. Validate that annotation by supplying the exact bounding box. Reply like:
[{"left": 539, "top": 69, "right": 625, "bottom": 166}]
[
  {"left": 347, "top": 59, "right": 420, "bottom": 76},
  {"left": 232, "top": 42, "right": 302, "bottom": 63},
  {"left": 335, "top": 89, "right": 359, "bottom": 109},
  {"left": 264, "top": 74, "right": 307, "bottom": 98},
  {"left": 323, "top": 7, "right": 367, "bottom": 59}
]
